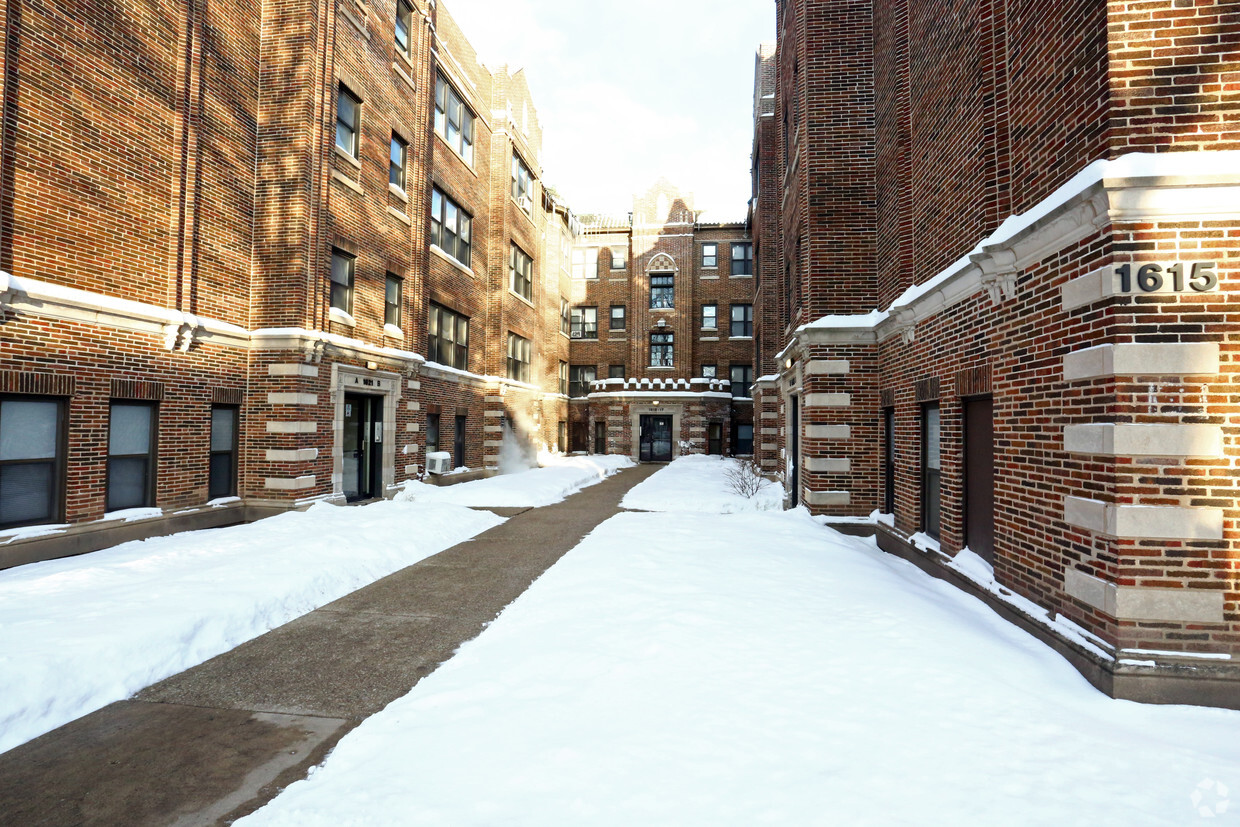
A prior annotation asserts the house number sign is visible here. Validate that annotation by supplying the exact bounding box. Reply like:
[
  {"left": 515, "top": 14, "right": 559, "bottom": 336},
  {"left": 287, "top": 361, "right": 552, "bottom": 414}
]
[{"left": 1115, "top": 261, "right": 1218, "bottom": 294}]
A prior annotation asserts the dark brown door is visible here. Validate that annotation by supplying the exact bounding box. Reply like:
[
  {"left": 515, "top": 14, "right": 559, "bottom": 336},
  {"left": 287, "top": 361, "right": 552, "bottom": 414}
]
[{"left": 964, "top": 396, "right": 995, "bottom": 564}]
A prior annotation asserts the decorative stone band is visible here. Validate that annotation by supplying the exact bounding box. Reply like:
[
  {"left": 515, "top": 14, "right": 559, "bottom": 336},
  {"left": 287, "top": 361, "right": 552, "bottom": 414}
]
[
  {"left": 1064, "top": 423, "right": 1223, "bottom": 458},
  {"left": 265, "top": 448, "right": 318, "bottom": 462},
  {"left": 804, "top": 458, "right": 850, "bottom": 473},
  {"left": 1064, "top": 495, "right": 1224, "bottom": 540},
  {"left": 1065, "top": 568, "right": 1225, "bottom": 623},
  {"left": 803, "top": 393, "right": 851, "bottom": 408},
  {"left": 264, "top": 475, "right": 316, "bottom": 491},
  {"left": 267, "top": 393, "right": 317, "bottom": 406},
  {"left": 804, "top": 425, "right": 851, "bottom": 440},
  {"left": 803, "top": 490, "right": 850, "bottom": 506},
  {"left": 268, "top": 363, "right": 320, "bottom": 378},
  {"left": 1062, "top": 342, "right": 1219, "bottom": 381},
  {"left": 266, "top": 421, "right": 317, "bottom": 434},
  {"left": 805, "top": 360, "right": 850, "bottom": 376}
]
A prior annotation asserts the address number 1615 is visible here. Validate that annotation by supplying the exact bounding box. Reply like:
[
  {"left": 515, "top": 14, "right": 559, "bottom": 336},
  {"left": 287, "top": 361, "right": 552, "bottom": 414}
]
[{"left": 1116, "top": 261, "right": 1218, "bottom": 294}]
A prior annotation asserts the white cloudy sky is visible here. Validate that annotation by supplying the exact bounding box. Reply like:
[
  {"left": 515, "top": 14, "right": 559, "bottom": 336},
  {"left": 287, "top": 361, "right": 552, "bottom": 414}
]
[{"left": 445, "top": 0, "right": 776, "bottom": 220}]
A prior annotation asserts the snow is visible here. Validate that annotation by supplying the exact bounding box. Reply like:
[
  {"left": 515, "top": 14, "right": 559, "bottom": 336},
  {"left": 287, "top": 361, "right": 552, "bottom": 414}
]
[
  {"left": 241, "top": 482, "right": 1240, "bottom": 825},
  {"left": 0, "top": 499, "right": 504, "bottom": 755},
  {"left": 397, "top": 453, "right": 633, "bottom": 508},
  {"left": 620, "top": 455, "right": 784, "bottom": 513}
]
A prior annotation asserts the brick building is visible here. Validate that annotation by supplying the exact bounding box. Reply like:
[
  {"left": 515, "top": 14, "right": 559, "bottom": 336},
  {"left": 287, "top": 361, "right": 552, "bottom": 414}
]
[{"left": 755, "top": 0, "right": 1240, "bottom": 705}]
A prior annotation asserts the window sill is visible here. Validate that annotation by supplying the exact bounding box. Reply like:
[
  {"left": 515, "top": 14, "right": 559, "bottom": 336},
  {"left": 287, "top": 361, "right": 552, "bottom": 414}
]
[
  {"left": 330, "top": 306, "right": 356, "bottom": 327},
  {"left": 434, "top": 133, "right": 477, "bottom": 177},
  {"left": 334, "top": 144, "right": 362, "bottom": 169},
  {"left": 394, "top": 47, "right": 414, "bottom": 72},
  {"left": 338, "top": 3, "right": 368, "bottom": 37},
  {"left": 700, "top": 336, "right": 719, "bottom": 342},
  {"left": 648, "top": 366, "right": 675, "bottom": 371},
  {"left": 701, "top": 266, "right": 718, "bottom": 271},
  {"left": 729, "top": 335, "right": 754, "bottom": 341},
  {"left": 384, "top": 323, "right": 404, "bottom": 339},
  {"left": 391, "top": 60, "right": 416, "bottom": 92},
  {"left": 699, "top": 274, "right": 719, "bottom": 280},
  {"left": 389, "top": 182, "right": 409, "bottom": 202},
  {"left": 509, "top": 194, "right": 535, "bottom": 223},
  {"left": 386, "top": 205, "right": 411, "bottom": 225},
  {"left": 331, "top": 169, "right": 362, "bottom": 194},
  {"left": 729, "top": 274, "right": 754, "bottom": 279},
  {"left": 431, "top": 244, "right": 474, "bottom": 278},
  {"left": 508, "top": 289, "right": 535, "bottom": 309}
]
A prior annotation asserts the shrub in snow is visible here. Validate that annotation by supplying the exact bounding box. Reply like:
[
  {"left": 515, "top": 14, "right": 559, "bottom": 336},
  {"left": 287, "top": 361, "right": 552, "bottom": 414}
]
[{"left": 724, "top": 457, "right": 768, "bottom": 499}]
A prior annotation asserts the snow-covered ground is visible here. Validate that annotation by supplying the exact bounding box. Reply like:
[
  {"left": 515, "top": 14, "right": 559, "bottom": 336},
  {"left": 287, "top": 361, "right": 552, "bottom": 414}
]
[
  {"left": 243, "top": 459, "right": 1240, "bottom": 825},
  {"left": 621, "top": 454, "right": 783, "bottom": 512},
  {"left": 398, "top": 453, "right": 633, "bottom": 508},
  {"left": 0, "top": 501, "right": 508, "bottom": 756}
]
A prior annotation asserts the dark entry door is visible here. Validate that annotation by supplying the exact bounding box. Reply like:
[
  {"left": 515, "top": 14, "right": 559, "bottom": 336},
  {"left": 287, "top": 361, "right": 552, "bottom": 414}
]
[
  {"left": 707, "top": 422, "right": 722, "bottom": 455},
  {"left": 964, "top": 395, "right": 995, "bottom": 563},
  {"left": 639, "top": 415, "right": 673, "bottom": 462},
  {"left": 343, "top": 393, "right": 383, "bottom": 501},
  {"left": 571, "top": 421, "right": 589, "bottom": 453},
  {"left": 789, "top": 396, "right": 800, "bottom": 506}
]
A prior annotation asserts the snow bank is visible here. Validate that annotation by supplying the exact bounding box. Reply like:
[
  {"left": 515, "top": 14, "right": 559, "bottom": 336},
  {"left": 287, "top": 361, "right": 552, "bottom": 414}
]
[
  {"left": 397, "top": 453, "right": 633, "bottom": 508},
  {"left": 241, "top": 510, "right": 1240, "bottom": 825},
  {"left": 0, "top": 500, "right": 504, "bottom": 755},
  {"left": 620, "top": 454, "right": 784, "bottom": 513}
]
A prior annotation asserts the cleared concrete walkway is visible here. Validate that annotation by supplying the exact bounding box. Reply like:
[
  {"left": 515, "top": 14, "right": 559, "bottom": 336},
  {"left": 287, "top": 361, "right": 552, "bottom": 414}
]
[{"left": 0, "top": 463, "right": 659, "bottom": 827}]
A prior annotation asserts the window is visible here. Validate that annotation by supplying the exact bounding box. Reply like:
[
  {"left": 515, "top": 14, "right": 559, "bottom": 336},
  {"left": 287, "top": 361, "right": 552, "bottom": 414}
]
[
  {"left": 330, "top": 249, "right": 355, "bottom": 314},
  {"left": 650, "top": 273, "right": 674, "bottom": 308},
  {"left": 734, "top": 423, "right": 754, "bottom": 455},
  {"left": 923, "top": 403, "right": 941, "bottom": 538},
  {"left": 594, "top": 420, "right": 606, "bottom": 454},
  {"left": 336, "top": 85, "right": 360, "bottom": 157},
  {"left": 730, "top": 303, "right": 753, "bottom": 337},
  {"left": 608, "top": 364, "right": 626, "bottom": 379},
  {"left": 560, "top": 299, "right": 570, "bottom": 336},
  {"left": 454, "top": 415, "right": 466, "bottom": 467},
  {"left": 572, "top": 248, "right": 599, "bottom": 279},
  {"left": 570, "top": 306, "right": 597, "bottom": 339},
  {"left": 559, "top": 361, "right": 569, "bottom": 396},
  {"left": 107, "top": 401, "right": 156, "bottom": 512},
  {"left": 430, "top": 187, "right": 472, "bottom": 266},
  {"left": 209, "top": 406, "right": 238, "bottom": 500},
  {"left": 511, "top": 152, "right": 534, "bottom": 208},
  {"left": 611, "top": 248, "right": 626, "bottom": 270},
  {"left": 650, "top": 332, "right": 674, "bottom": 367},
  {"left": 569, "top": 365, "right": 596, "bottom": 398},
  {"left": 730, "top": 364, "right": 753, "bottom": 398},
  {"left": 427, "top": 302, "right": 469, "bottom": 370},
  {"left": 701, "top": 243, "right": 717, "bottom": 268},
  {"left": 426, "top": 412, "right": 440, "bottom": 455},
  {"left": 510, "top": 243, "right": 533, "bottom": 300},
  {"left": 0, "top": 396, "right": 64, "bottom": 529},
  {"left": 610, "top": 305, "right": 626, "bottom": 330},
  {"left": 394, "top": 0, "right": 412, "bottom": 58},
  {"left": 731, "top": 242, "right": 753, "bottom": 276},
  {"left": 883, "top": 407, "right": 895, "bottom": 514},
  {"left": 434, "top": 74, "right": 474, "bottom": 164},
  {"left": 557, "top": 421, "right": 567, "bottom": 453},
  {"left": 385, "top": 274, "right": 402, "bottom": 328},
  {"left": 389, "top": 134, "right": 407, "bottom": 190},
  {"left": 507, "top": 332, "right": 531, "bottom": 383},
  {"left": 701, "top": 364, "right": 717, "bottom": 379},
  {"left": 701, "top": 303, "right": 717, "bottom": 330}
]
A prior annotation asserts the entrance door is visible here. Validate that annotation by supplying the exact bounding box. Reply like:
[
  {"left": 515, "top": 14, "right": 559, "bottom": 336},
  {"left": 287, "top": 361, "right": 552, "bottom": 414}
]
[
  {"left": 964, "top": 395, "right": 995, "bottom": 563},
  {"left": 638, "top": 415, "right": 673, "bottom": 462},
  {"left": 571, "top": 421, "right": 589, "bottom": 453},
  {"left": 343, "top": 393, "right": 383, "bottom": 502},
  {"left": 707, "top": 422, "right": 722, "bottom": 455},
  {"left": 789, "top": 396, "right": 800, "bottom": 506}
]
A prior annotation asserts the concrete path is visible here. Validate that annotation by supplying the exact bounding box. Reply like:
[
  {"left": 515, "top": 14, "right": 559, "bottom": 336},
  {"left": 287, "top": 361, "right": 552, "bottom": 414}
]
[{"left": 0, "top": 464, "right": 659, "bottom": 827}]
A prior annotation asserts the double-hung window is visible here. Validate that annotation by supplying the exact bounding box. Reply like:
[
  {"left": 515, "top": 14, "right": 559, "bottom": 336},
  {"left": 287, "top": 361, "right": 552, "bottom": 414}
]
[
  {"left": 336, "top": 86, "right": 360, "bottom": 158},
  {"left": 0, "top": 396, "right": 64, "bottom": 529},
  {"left": 701, "top": 243, "right": 717, "bottom": 268},
  {"left": 608, "top": 364, "right": 626, "bottom": 379},
  {"left": 570, "top": 306, "right": 597, "bottom": 339},
  {"left": 923, "top": 403, "right": 942, "bottom": 538},
  {"left": 511, "top": 152, "right": 534, "bottom": 208},
  {"left": 428, "top": 302, "right": 469, "bottom": 370},
  {"left": 571, "top": 248, "right": 599, "bottom": 279},
  {"left": 701, "top": 303, "right": 717, "bottom": 330},
  {"left": 731, "top": 242, "right": 753, "bottom": 276},
  {"left": 506, "top": 332, "right": 531, "bottom": 383},
  {"left": 560, "top": 299, "right": 570, "bottom": 336},
  {"left": 611, "top": 248, "right": 626, "bottom": 270},
  {"left": 650, "top": 273, "right": 674, "bottom": 308},
  {"left": 434, "top": 74, "right": 474, "bottom": 164},
  {"left": 569, "top": 365, "right": 596, "bottom": 398},
  {"left": 431, "top": 187, "right": 472, "bottom": 267},
  {"left": 610, "top": 305, "right": 626, "bottom": 330},
  {"left": 510, "top": 243, "right": 533, "bottom": 300},
  {"left": 730, "top": 303, "right": 753, "bottom": 337},
  {"left": 330, "top": 249, "right": 355, "bottom": 314},
  {"left": 107, "top": 402, "right": 156, "bottom": 512},
  {"left": 389, "top": 134, "right": 407, "bottom": 190},
  {"left": 426, "top": 413, "right": 440, "bottom": 455},
  {"left": 730, "top": 364, "right": 753, "bottom": 398},
  {"left": 385, "top": 274, "right": 403, "bottom": 329},
  {"left": 394, "top": 0, "right": 412, "bottom": 59},
  {"left": 559, "top": 362, "right": 569, "bottom": 396},
  {"left": 208, "top": 406, "right": 238, "bottom": 500},
  {"left": 650, "top": 332, "right": 674, "bottom": 367}
]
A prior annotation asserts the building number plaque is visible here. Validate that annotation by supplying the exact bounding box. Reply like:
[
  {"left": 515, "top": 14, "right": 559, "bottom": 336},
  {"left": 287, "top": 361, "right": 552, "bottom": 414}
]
[{"left": 1115, "top": 261, "right": 1218, "bottom": 294}]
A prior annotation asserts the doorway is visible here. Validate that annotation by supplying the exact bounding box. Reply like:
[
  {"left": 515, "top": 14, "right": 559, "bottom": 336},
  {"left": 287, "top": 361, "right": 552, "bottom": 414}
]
[
  {"left": 789, "top": 396, "right": 800, "bottom": 506},
  {"left": 707, "top": 421, "right": 722, "bottom": 455},
  {"left": 638, "top": 415, "right": 673, "bottom": 462},
  {"left": 342, "top": 393, "right": 383, "bottom": 501},
  {"left": 964, "top": 395, "right": 995, "bottom": 563}
]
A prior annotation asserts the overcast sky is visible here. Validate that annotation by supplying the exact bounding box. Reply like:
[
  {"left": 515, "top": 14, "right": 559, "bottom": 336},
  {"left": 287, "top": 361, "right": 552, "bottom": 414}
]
[{"left": 445, "top": 0, "right": 776, "bottom": 220}]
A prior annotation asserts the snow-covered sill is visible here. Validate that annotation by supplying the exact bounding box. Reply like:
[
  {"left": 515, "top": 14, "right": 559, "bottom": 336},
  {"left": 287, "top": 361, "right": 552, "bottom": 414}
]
[
  {"left": 587, "top": 391, "right": 736, "bottom": 401},
  {"left": 252, "top": 328, "right": 424, "bottom": 365},
  {"left": 328, "top": 307, "right": 356, "bottom": 327},
  {"left": 430, "top": 244, "right": 475, "bottom": 278},
  {"left": 383, "top": 324, "right": 404, "bottom": 339}
]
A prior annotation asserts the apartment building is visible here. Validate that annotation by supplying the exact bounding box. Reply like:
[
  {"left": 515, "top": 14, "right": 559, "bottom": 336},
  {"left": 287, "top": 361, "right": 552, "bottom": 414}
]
[{"left": 756, "top": 0, "right": 1240, "bottom": 705}]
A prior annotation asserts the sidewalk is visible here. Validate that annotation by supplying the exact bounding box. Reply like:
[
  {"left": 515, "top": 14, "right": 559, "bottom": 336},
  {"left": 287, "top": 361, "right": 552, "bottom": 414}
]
[{"left": 0, "top": 464, "right": 659, "bottom": 827}]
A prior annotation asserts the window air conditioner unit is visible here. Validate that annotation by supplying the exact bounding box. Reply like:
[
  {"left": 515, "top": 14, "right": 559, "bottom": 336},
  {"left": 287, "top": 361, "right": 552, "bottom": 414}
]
[
  {"left": 426, "top": 451, "right": 452, "bottom": 475},
  {"left": 517, "top": 195, "right": 533, "bottom": 211}
]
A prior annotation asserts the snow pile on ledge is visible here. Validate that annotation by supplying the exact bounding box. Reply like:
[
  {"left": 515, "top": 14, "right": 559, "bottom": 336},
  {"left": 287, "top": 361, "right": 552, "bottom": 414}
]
[
  {"left": 621, "top": 455, "right": 784, "bottom": 513},
  {"left": 397, "top": 454, "right": 634, "bottom": 508},
  {"left": 0, "top": 499, "right": 504, "bottom": 755},
  {"left": 240, "top": 510, "right": 1240, "bottom": 826}
]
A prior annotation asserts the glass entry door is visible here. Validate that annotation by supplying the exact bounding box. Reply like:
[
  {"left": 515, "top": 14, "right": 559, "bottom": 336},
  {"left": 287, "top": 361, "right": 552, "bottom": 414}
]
[
  {"left": 638, "top": 415, "right": 673, "bottom": 462},
  {"left": 343, "top": 393, "right": 383, "bottom": 501}
]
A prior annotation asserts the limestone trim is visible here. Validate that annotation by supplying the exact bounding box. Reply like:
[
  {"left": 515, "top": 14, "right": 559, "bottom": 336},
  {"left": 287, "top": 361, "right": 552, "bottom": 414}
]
[
  {"left": 803, "top": 393, "right": 851, "bottom": 408},
  {"left": 804, "top": 457, "right": 850, "bottom": 473},
  {"left": 1063, "top": 496, "right": 1224, "bottom": 540},
  {"left": 1062, "top": 343, "right": 1220, "bottom": 381},
  {"left": 1063, "top": 423, "right": 1223, "bottom": 458},
  {"left": 1065, "top": 568, "right": 1225, "bottom": 623},
  {"left": 804, "top": 424, "right": 850, "bottom": 440},
  {"left": 804, "top": 490, "right": 850, "bottom": 506}
]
